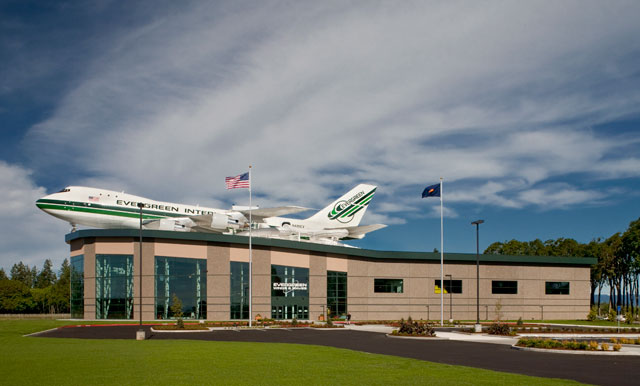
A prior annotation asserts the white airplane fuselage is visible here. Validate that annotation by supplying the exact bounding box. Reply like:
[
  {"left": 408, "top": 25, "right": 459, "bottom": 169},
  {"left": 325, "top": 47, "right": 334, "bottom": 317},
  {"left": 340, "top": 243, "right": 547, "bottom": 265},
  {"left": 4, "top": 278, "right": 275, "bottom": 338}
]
[
  {"left": 36, "top": 184, "right": 384, "bottom": 245},
  {"left": 36, "top": 186, "right": 238, "bottom": 231}
]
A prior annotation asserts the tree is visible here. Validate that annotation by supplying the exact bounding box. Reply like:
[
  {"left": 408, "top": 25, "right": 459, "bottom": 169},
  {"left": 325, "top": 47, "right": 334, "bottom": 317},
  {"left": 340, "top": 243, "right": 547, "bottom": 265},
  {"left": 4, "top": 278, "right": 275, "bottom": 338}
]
[
  {"left": 170, "top": 293, "right": 183, "bottom": 318},
  {"left": 170, "top": 293, "right": 184, "bottom": 328},
  {"left": 0, "top": 280, "right": 35, "bottom": 313},
  {"left": 583, "top": 238, "right": 605, "bottom": 307},
  {"left": 621, "top": 218, "right": 640, "bottom": 314},
  {"left": 50, "top": 259, "right": 70, "bottom": 313},
  {"left": 0, "top": 268, "right": 7, "bottom": 281},
  {"left": 31, "top": 286, "right": 54, "bottom": 313},
  {"left": 11, "top": 262, "right": 38, "bottom": 288},
  {"left": 35, "top": 259, "right": 57, "bottom": 289}
]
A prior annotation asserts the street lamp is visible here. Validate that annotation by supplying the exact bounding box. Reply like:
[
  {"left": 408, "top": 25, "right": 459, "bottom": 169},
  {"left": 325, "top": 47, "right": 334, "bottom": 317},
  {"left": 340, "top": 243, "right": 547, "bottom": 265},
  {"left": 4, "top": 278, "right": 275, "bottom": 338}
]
[
  {"left": 471, "top": 219, "right": 484, "bottom": 333},
  {"left": 445, "top": 274, "right": 453, "bottom": 323},
  {"left": 136, "top": 202, "right": 145, "bottom": 340}
]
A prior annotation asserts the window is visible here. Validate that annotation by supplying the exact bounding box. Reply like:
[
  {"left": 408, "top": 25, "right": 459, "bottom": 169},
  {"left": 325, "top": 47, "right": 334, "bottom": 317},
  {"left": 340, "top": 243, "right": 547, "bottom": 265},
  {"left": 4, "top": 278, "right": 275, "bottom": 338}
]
[
  {"left": 271, "top": 265, "right": 309, "bottom": 320},
  {"left": 492, "top": 280, "right": 518, "bottom": 294},
  {"left": 546, "top": 281, "right": 570, "bottom": 295},
  {"left": 230, "top": 262, "right": 249, "bottom": 320},
  {"left": 374, "top": 278, "right": 403, "bottom": 293},
  {"left": 327, "top": 271, "right": 347, "bottom": 317},
  {"left": 435, "top": 280, "right": 462, "bottom": 294},
  {"left": 70, "top": 255, "right": 84, "bottom": 318},
  {"left": 155, "top": 256, "right": 207, "bottom": 320},
  {"left": 96, "top": 254, "right": 134, "bottom": 319}
]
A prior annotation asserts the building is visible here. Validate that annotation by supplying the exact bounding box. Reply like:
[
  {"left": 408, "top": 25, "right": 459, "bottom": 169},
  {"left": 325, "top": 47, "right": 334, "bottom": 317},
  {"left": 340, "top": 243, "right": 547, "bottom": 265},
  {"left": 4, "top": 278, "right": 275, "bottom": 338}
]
[{"left": 67, "top": 229, "right": 596, "bottom": 321}]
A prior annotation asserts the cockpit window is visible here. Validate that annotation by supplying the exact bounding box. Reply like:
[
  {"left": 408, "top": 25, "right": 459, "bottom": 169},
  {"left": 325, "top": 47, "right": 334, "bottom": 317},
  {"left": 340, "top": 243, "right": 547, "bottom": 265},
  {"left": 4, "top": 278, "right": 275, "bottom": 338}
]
[{"left": 58, "top": 188, "right": 71, "bottom": 193}]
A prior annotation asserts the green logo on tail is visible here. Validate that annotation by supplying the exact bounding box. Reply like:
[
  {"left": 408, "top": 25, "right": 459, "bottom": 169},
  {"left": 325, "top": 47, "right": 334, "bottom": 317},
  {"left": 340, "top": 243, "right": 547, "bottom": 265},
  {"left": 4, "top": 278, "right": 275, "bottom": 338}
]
[{"left": 328, "top": 188, "right": 376, "bottom": 223}]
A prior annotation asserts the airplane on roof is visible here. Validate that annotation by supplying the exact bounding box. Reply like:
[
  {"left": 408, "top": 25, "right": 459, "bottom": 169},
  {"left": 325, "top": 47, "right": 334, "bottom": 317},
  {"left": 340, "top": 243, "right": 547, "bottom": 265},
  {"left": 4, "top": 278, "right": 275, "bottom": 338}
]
[{"left": 36, "top": 184, "right": 386, "bottom": 246}]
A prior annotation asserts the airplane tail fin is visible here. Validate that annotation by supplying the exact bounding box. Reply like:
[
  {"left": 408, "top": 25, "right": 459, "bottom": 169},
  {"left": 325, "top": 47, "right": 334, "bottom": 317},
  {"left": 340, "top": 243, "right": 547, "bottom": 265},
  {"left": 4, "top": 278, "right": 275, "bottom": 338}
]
[{"left": 305, "top": 184, "right": 377, "bottom": 228}]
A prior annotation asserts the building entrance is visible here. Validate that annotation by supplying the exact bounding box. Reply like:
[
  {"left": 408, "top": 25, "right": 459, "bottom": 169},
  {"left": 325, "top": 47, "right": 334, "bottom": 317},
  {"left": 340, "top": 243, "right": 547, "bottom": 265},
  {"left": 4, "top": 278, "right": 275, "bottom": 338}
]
[
  {"left": 271, "top": 264, "right": 309, "bottom": 320},
  {"left": 271, "top": 304, "right": 309, "bottom": 320}
]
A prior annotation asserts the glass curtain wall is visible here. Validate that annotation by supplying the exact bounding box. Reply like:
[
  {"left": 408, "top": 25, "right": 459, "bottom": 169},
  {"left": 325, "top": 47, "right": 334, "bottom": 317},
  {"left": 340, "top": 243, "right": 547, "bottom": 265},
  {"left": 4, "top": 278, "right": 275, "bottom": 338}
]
[
  {"left": 155, "top": 256, "right": 207, "bottom": 319},
  {"left": 327, "top": 271, "right": 347, "bottom": 318},
  {"left": 70, "top": 255, "right": 84, "bottom": 318},
  {"left": 95, "top": 254, "right": 134, "bottom": 319},
  {"left": 271, "top": 265, "right": 309, "bottom": 320},
  {"left": 230, "top": 262, "right": 249, "bottom": 319}
]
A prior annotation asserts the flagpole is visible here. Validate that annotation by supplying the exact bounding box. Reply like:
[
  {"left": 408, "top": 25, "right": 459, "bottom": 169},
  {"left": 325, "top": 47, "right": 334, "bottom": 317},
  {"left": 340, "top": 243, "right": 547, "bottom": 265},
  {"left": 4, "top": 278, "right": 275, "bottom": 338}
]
[
  {"left": 248, "top": 165, "right": 252, "bottom": 327},
  {"left": 440, "top": 177, "right": 444, "bottom": 326}
]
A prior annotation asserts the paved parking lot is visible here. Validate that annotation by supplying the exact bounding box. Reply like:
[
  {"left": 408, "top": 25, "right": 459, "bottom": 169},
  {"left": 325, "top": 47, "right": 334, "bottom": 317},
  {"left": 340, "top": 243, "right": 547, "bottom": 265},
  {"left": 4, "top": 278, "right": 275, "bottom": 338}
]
[{"left": 35, "top": 325, "right": 640, "bottom": 386}]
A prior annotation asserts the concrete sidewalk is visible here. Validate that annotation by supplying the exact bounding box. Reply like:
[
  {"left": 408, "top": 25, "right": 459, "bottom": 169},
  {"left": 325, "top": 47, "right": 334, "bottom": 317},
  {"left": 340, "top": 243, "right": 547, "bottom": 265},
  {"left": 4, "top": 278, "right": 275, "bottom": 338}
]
[{"left": 348, "top": 323, "right": 640, "bottom": 353}]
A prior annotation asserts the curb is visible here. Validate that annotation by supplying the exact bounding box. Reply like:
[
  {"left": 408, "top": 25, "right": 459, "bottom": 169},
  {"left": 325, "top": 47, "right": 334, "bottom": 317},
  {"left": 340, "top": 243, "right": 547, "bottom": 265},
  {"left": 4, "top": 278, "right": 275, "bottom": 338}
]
[
  {"left": 511, "top": 344, "right": 640, "bottom": 356},
  {"left": 23, "top": 327, "right": 61, "bottom": 337},
  {"left": 150, "top": 327, "right": 213, "bottom": 333},
  {"left": 386, "top": 333, "right": 448, "bottom": 340}
]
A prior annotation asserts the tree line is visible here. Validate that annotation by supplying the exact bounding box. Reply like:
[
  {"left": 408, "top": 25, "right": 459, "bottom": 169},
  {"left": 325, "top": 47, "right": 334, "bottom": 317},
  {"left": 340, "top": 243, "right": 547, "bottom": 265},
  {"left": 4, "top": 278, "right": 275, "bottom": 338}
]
[
  {"left": 0, "top": 259, "right": 70, "bottom": 314},
  {"left": 485, "top": 217, "right": 640, "bottom": 315}
]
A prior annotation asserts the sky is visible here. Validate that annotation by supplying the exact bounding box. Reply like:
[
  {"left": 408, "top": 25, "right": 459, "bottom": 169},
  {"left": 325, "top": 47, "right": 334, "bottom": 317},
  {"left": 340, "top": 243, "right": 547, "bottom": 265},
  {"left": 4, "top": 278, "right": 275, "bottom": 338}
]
[{"left": 1, "top": 0, "right": 640, "bottom": 273}]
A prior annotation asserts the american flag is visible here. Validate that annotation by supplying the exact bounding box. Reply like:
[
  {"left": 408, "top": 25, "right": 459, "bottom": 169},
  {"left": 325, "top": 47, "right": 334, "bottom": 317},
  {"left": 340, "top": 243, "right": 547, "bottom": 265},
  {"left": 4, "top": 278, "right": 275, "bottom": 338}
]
[{"left": 225, "top": 172, "right": 250, "bottom": 189}]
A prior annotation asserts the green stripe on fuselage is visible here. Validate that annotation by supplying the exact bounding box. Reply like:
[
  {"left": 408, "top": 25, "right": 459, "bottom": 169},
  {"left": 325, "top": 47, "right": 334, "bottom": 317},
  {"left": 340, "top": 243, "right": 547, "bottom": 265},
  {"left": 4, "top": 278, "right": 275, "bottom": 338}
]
[{"left": 36, "top": 200, "right": 175, "bottom": 220}]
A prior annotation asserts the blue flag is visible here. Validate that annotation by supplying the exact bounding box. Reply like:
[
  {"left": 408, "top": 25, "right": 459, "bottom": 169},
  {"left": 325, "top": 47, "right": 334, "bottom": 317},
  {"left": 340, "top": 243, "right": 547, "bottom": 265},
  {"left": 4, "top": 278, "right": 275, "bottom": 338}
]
[{"left": 422, "top": 183, "right": 440, "bottom": 198}]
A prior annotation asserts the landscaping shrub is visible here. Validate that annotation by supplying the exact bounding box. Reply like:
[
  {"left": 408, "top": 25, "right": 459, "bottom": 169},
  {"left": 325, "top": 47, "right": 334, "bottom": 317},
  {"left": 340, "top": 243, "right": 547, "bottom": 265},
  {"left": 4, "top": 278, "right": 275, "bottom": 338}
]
[
  {"left": 587, "top": 306, "right": 598, "bottom": 321},
  {"left": 516, "top": 317, "right": 523, "bottom": 326},
  {"left": 613, "top": 344, "right": 622, "bottom": 351},
  {"left": 487, "top": 322, "right": 511, "bottom": 336},
  {"left": 600, "top": 342, "right": 609, "bottom": 351},
  {"left": 517, "top": 338, "right": 597, "bottom": 351},
  {"left": 396, "top": 317, "right": 436, "bottom": 336}
]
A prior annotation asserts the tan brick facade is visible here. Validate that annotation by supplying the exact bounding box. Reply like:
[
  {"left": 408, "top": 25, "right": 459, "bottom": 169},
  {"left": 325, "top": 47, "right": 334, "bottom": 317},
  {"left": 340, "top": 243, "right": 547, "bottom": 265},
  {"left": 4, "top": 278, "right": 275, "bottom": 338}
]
[{"left": 68, "top": 230, "right": 594, "bottom": 321}]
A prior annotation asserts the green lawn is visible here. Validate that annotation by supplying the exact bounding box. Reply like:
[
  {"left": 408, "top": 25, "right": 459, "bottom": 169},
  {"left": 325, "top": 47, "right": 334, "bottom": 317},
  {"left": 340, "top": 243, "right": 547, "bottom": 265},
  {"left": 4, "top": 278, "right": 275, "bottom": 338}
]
[{"left": 0, "top": 320, "right": 586, "bottom": 385}]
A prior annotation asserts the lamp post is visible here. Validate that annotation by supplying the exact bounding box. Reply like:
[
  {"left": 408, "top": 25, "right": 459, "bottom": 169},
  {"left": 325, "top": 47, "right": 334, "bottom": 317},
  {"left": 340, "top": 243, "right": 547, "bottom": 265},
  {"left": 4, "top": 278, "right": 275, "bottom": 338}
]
[
  {"left": 136, "top": 202, "right": 145, "bottom": 340},
  {"left": 471, "top": 219, "right": 484, "bottom": 333},
  {"left": 445, "top": 274, "right": 453, "bottom": 323}
]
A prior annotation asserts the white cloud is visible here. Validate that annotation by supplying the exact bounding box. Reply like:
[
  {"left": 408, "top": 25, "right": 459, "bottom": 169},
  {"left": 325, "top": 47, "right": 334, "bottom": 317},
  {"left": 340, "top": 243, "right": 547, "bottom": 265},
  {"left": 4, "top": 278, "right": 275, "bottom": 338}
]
[
  {"left": 19, "top": 1, "right": 640, "bottom": 217},
  {"left": 518, "top": 185, "right": 606, "bottom": 209},
  {"left": 0, "top": 161, "right": 70, "bottom": 271}
]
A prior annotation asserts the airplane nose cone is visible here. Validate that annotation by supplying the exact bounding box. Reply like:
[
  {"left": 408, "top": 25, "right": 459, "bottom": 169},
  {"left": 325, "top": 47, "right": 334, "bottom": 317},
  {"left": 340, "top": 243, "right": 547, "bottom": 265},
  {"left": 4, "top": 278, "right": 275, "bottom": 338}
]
[
  {"left": 36, "top": 198, "right": 47, "bottom": 210},
  {"left": 36, "top": 194, "right": 56, "bottom": 211}
]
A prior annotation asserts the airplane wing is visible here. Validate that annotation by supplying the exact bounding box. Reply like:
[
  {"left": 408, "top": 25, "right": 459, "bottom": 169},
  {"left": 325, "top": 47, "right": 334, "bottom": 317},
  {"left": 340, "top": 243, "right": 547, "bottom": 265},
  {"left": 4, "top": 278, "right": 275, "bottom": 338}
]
[
  {"left": 332, "top": 224, "right": 387, "bottom": 240},
  {"left": 143, "top": 213, "right": 240, "bottom": 233},
  {"left": 237, "top": 206, "right": 311, "bottom": 221}
]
